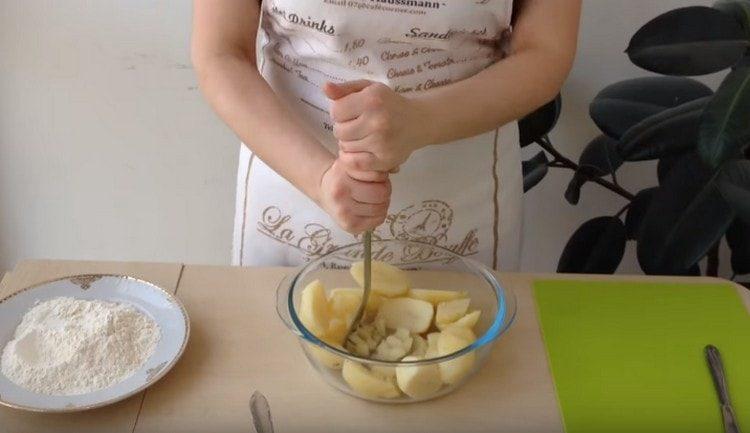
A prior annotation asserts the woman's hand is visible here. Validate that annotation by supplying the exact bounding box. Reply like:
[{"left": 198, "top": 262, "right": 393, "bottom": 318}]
[
  {"left": 324, "top": 80, "right": 431, "bottom": 174},
  {"left": 318, "top": 158, "right": 391, "bottom": 234}
]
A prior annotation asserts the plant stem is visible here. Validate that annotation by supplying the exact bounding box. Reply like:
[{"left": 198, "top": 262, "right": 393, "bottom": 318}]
[
  {"left": 706, "top": 242, "right": 720, "bottom": 277},
  {"left": 536, "top": 137, "right": 636, "bottom": 201},
  {"left": 614, "top": 203, "right": 630, "bottom": 219}
]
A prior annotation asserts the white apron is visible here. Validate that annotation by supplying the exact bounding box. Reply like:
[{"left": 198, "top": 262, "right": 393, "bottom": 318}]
[{"left": 232, "top": 0, "right": 523, "bottom": 270}]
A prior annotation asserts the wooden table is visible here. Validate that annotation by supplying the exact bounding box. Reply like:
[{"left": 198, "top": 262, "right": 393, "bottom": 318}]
[{"left": 1, "top": 260, "right": 748, "bottom": 433}]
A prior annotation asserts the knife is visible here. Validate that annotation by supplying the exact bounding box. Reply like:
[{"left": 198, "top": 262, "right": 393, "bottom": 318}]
[
  {"left": 705, "top": 345, "right": 741, "bottom": 433},
  {"left": 250, "top": 391, "right": 275, "bottom": 433}
]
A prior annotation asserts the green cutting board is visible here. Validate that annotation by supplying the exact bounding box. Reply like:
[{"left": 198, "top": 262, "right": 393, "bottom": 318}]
[{"left": 534, "top": 280, "right": 750, "bottom": 433}]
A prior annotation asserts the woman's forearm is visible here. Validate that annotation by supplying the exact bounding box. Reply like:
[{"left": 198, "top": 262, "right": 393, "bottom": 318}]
[
  {"left": 195, "top": 53, "right": 334, "bottom": 204},
  {"left": 413, "top": 0, "right": 580, "bottom": 146},
  {"left": 192, "top": 0, "right": 391, "bottom": 234},
  {"left": 415, "top": 45, "right": 573, "bottom": 145}
]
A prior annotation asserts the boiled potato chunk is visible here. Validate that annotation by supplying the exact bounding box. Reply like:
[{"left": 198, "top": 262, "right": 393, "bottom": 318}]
[
  {"left": 441, "top": 325, "right": 476, "bottom": 344},
  {"left": 396, "top": 356, "right": 443, "bottom": 399},
  {"left": 364, "top": 293, "right": 383, "bottom": 320},
  {"left": 425, "top": 332, "right": 441, "bottom": 359},
  {"left": 329, "top": 288, "right": 382, "bottom": 320},
  {"left": 373, "top": 328, "right": 413, "bottom": 361},
  {"left": 437, "top": 310, "right": 482, "bottom": 331},
  {"left": 410, "top": 335, "right": 428, "bottom": 357},
  {"left": 435, "top": 298, "right": 471, "bottom": 327},
  {"left": 437, "top": 327, "right": 476, "bottom": 385},
  {"left": 299, "top": 280, "right": 330, "bottom": 336},
  {"left": 307, "top": 341, "right": 345, "bottom": 370},
  {"left": 325, "top": 318, "right": 349, "bottom": 345},
  {"left": 350, "top": 260, "right": 409, "bottom": 297},
  {"left": 454, "top": 310, "right": 482, "bottom": 329},
  {"left": 345, "top": 317, "right": 387, "bottom": 357},
  {"left": 438, "top": 352, "right": 476, "bottom": 385},
  {"left": 342, "top": 360, "right": 400, "bottom": 399},
  {"left": 408, "top": 288, "right": 468, "bottom": 305},
  {"left": 328, "top": 289, "right": 361, "bottom": 325},
  {"left": 371, "top": 365, "right": 397, "bottom": 380},
  {"left": 376, "top": 297, "right": 434, "bottom": 334}
]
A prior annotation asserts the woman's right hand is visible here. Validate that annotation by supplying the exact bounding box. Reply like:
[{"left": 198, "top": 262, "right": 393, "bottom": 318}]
[{"left": 319, "top": 159, "right": 391, "bottom": 234}]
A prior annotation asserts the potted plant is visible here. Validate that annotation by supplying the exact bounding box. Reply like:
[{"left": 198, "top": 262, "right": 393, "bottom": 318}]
[{"left": 520, "top": 2, "right": 750, "bottom": 286}]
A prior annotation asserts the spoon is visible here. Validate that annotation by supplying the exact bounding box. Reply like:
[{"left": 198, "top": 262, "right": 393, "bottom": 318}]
[
  {"left": 346, "top": 230, "right": 372, "bottom": 340},
  {"left": 249, "top": 390, "right": 275, "bottom": 433}
]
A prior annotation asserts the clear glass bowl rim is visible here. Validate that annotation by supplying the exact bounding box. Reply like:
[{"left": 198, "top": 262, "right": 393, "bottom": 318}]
[{"left": 276, "top": 239, "right": 517, "bottom": 366}]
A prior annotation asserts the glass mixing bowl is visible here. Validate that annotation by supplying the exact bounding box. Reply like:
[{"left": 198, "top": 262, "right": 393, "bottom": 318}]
[{"left": 276, "top": 239, "right": 517, "bottom": 403}]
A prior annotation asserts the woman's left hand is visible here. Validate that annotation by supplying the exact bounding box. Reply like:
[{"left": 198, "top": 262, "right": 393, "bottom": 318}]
[{"left": 324, "top": 80, "right": 431, "bottom": 175}]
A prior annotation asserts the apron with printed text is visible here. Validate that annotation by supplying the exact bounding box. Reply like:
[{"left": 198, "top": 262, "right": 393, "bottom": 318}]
[{"left": 232, "top": 0, "right": 522, "bottom": 270}]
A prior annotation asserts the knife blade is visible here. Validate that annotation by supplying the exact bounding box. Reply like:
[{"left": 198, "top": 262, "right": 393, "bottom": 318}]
[
  {"left": 705, "top": 345, "right": 741, "bottom": 433},
  {"left": 250, "top": 391, "right": 275, "bottom": 433}
]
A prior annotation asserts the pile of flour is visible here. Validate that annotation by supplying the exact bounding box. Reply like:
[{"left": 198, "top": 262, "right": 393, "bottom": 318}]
[{"left": 1, "top": 297, "right": 160, "bottom": 396}]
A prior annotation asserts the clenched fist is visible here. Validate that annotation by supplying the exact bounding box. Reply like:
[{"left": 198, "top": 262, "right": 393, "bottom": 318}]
[
  {"left": 318, "top": 158, "right": 391, "bottom": 234},
  {"left": 324, "top": 80, "right": 430, "bottom": 176}
]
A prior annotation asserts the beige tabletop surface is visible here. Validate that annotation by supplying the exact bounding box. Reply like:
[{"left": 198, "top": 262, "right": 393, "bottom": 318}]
[{"left": 0, "top": 260, "right": 747, "bottom": 433}]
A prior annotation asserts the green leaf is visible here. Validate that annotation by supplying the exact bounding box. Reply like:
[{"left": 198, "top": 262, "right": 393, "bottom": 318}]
[
  {"left": 686, "top": 264, "right": 702, "bottom": 276},
  {"left": 726, "top": 218, "right": 750, "bottom": 275},
  {"left": 637, "top": 154, "right": 735, "bottom": 274},
  {"left": 519, "top": 94, "right": 562, "bottom": 147},
  {"left": 590, "top": 77, "right": 712, "bottom": 139},
  {"left": 717, "top": 159, "right": 750, "bottom": 223},
  {"left": 579, "top": 135, "right": 624, "bottom": 177},
  {"left": 625, "top": 187, "right": 659, "bottom": 240},
  {"left": 522, "top": 151, "right": 549, "bottom": 192},
  {"left": 558, "top": 217, "right": 627, "bottom": 274},
  {"left": 627, "top": 6, "right": 748, "bottom": 75},
  {"left": 714, "top": 0, "right": 750, "bottom": 40},
  {"left": 657, "top": 154, "right": 685, "bottom": 185},
  {"left": 564, "top": 172, "right": 586, "bottom": 205},
  {"left": 565, "top": 136, "right": 624, "bottom": 203},
  {"left": 698, "top": 66, "right": 750, "bottom": 168},
  {"left": 618, "top": 97, "right": 710, "bottom": 161}
]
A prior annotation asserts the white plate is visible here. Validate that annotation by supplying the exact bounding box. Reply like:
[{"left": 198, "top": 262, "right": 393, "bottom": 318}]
[{"left": 0, "top": 274, "right": 189, "bottom": 412}]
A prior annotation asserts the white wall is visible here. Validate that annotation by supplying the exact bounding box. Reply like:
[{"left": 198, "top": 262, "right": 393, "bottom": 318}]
[
  {"left": 0, "top": 0, "right": 237, "bottom": 269},
  {"left": 0, "top": 1, "right": 729, "bottom": 274}
]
